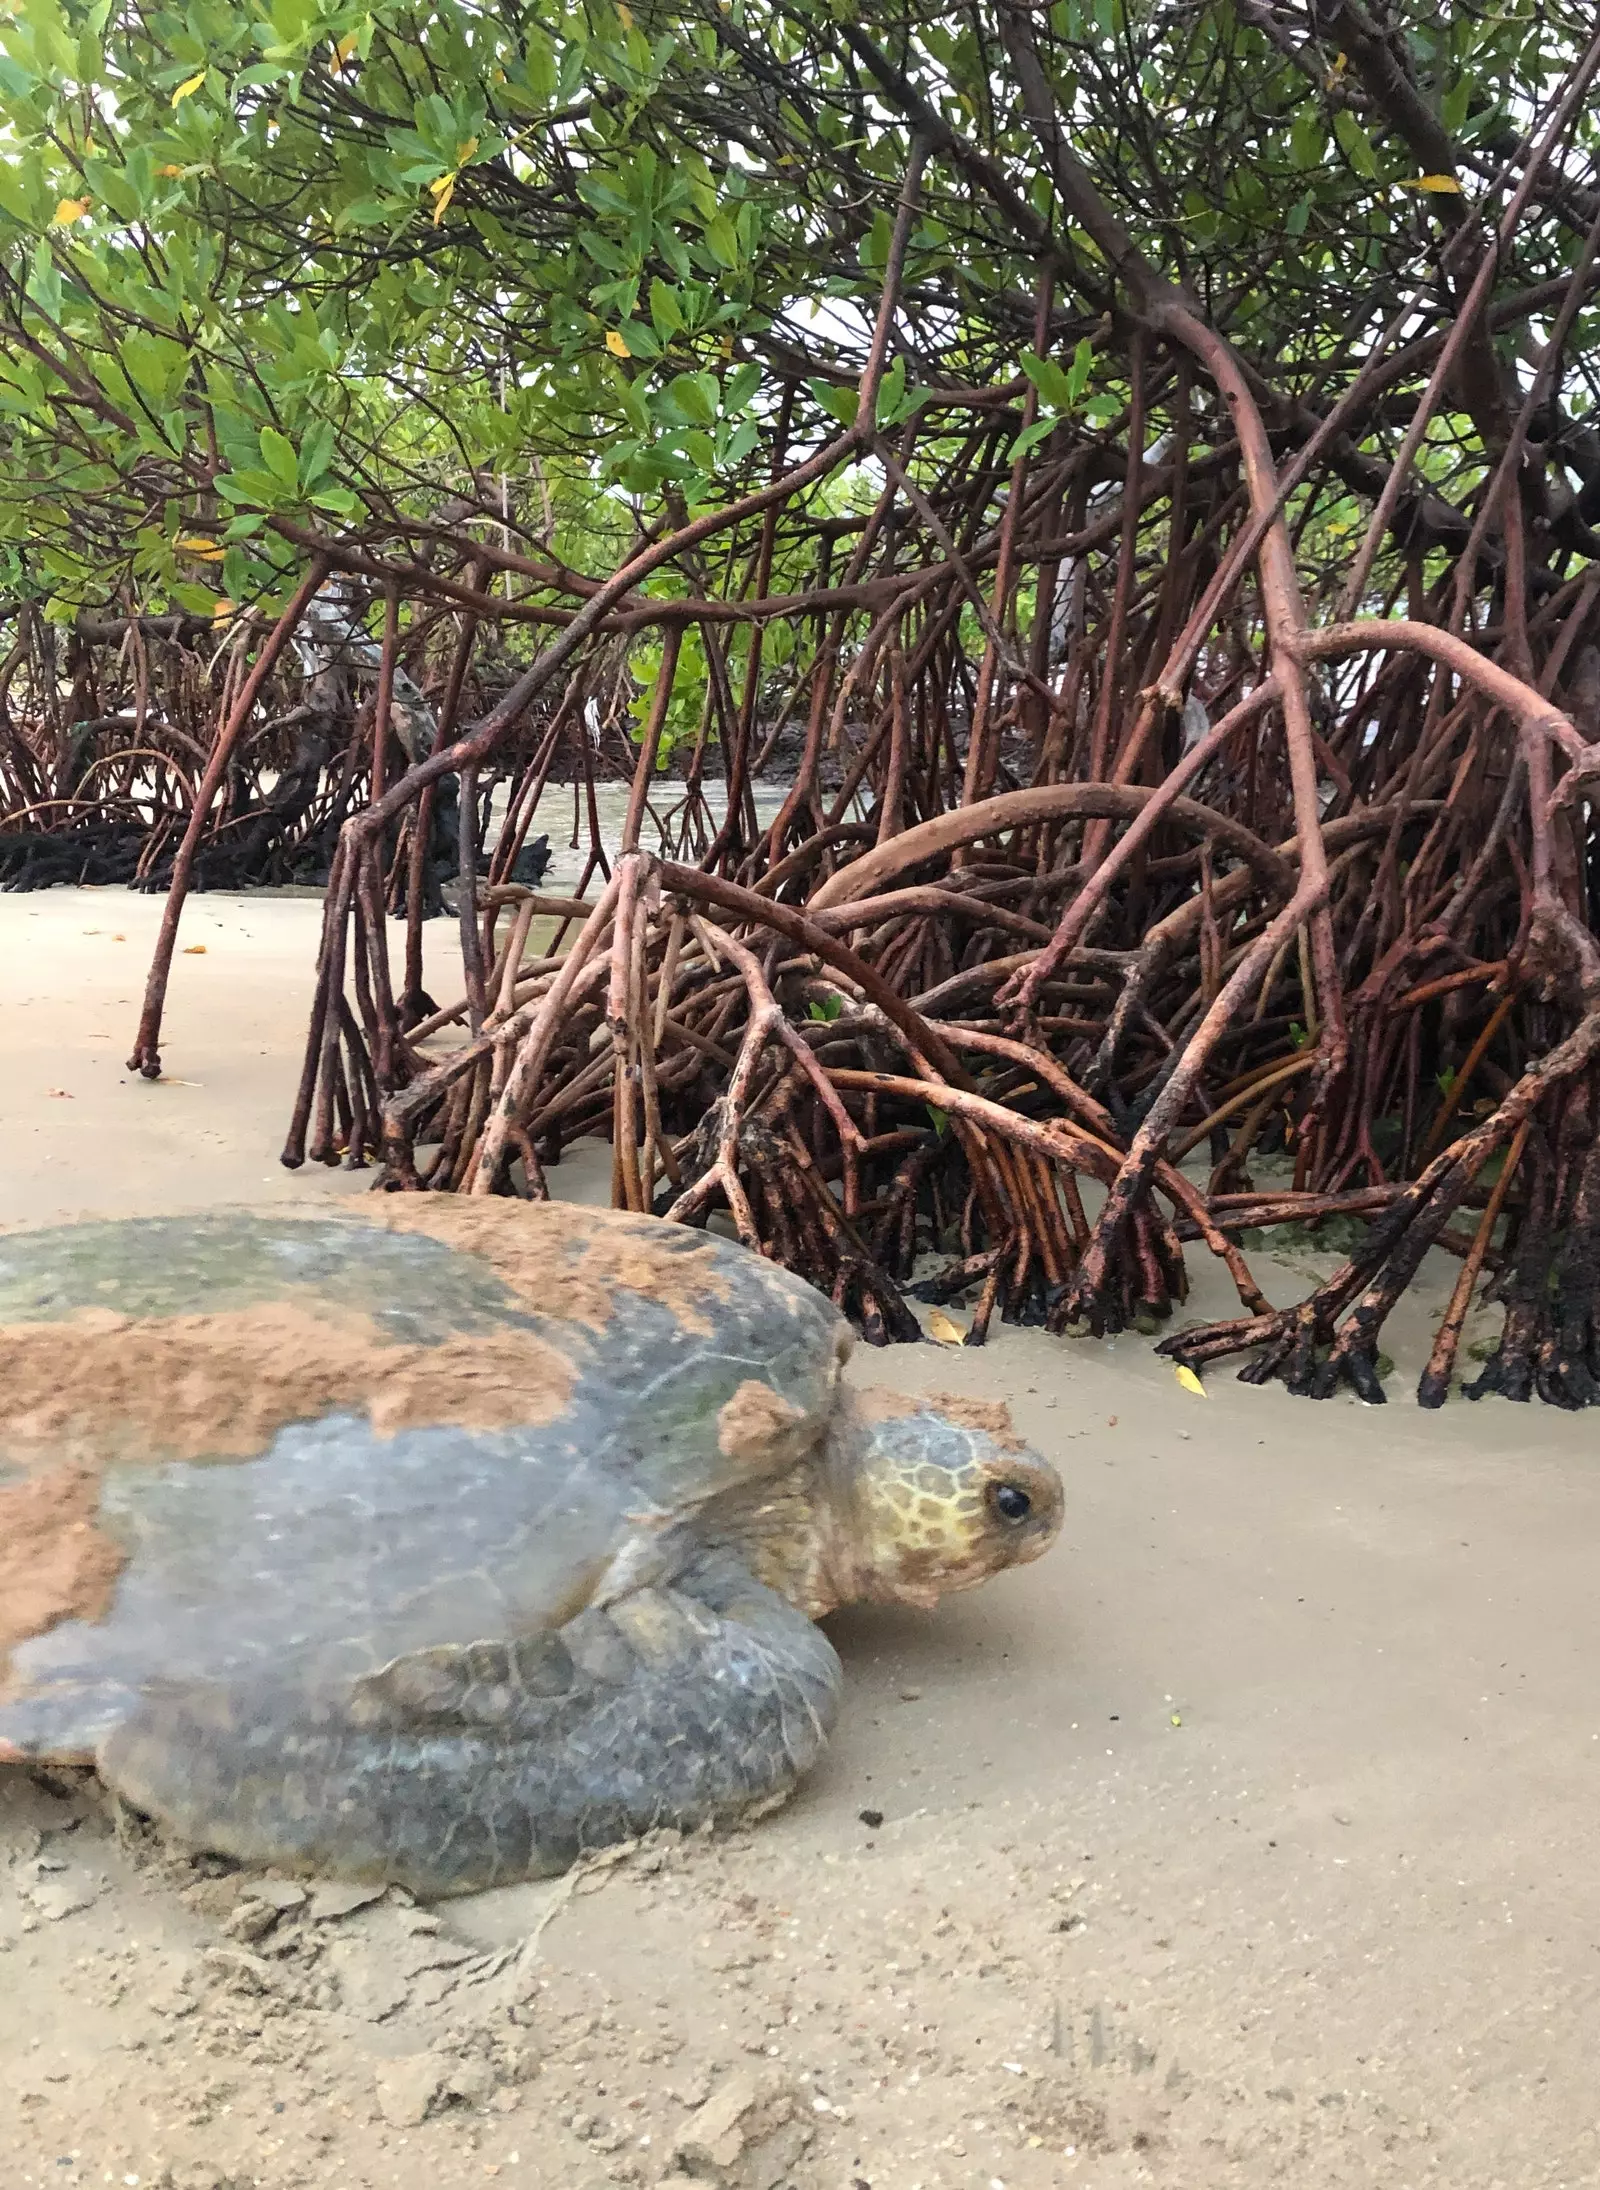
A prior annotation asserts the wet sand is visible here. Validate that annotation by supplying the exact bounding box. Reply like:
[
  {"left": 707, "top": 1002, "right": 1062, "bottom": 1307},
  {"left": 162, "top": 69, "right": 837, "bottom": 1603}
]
[{"left": 2, "top": 885, "right": 1596, "bottom": 2190}]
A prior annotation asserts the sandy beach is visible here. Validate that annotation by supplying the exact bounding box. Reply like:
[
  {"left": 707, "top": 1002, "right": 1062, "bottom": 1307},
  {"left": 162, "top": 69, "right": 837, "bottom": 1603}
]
[{"left": 2, "top": 885, "right": 1596, "bottom": 2190}]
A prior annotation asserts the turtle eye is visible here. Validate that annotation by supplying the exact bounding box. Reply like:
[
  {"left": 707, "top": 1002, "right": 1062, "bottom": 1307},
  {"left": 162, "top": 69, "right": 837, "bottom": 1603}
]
[{"left": 991, "top": 1482, "right": 1032, "bottom": 1524}]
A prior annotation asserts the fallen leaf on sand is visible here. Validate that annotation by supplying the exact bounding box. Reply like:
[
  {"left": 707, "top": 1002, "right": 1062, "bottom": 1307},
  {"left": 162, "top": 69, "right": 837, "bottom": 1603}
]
[
  {"left": 1174, "top": 1365, "right": 1207, "bottom": 1397},
  {"left": 183, "top": 943, "right": 208, "bottom": 954},
  {"left": 926, "top": 1308, "right": 968, "bottom": 1346}
]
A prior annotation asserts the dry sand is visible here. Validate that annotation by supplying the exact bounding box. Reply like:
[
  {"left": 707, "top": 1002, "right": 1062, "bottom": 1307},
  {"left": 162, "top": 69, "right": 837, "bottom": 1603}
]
[{"left": 2, "top": 886, "right": 1598, "bottom": 2190}]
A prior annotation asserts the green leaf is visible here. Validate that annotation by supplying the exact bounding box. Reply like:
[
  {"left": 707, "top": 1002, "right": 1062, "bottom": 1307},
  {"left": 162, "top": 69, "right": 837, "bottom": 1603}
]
[
  {"left": 1065, "top": 336, "right": 1094, "bottom": 404},
  {"left": 298, "top": 418, "right": 336, "bottom": 489},
  {"left": 1441, "top": 77, "right": 1473, "bottom": 133},
  {"left": 26, "top": 240, "right": 62, "bottom": 321},
  {"left": 716, "top": 416, "right": 759, "bottom": 468},
  {"left": 877, "top": 355, "right": 910, "bottom": 424},
  {"left": 1333, "top": 108, "right": 1379, "bottom": 180},
  {"left": 663, "top": 370, "right": 719, "bottom": 426},
  {"left": 214, "top": 468, "right": 293, "bottom": 508},
  {"left": 122, "top": 334, "right": 189, "bottom": 403},
  {"left": 648, "top": 277, "right": 683, "bottom": 339},
  {"left": 523, "top": 26, "right": 558, "bottom": 102},
  {"left": 1020, "top": 352, "right": 1075, "bottom": 410},
  {"left": 1288, "top": 102, "right": 1325, "bottom": 172},
  {"left": 258, "top": 427, "right": 300, "bottom": 490},
  {"left": 616, "top": 318, "right": 661, "bottom": 359},
  {"left": 808, "top": 379, "right": 859, "bottom": 428},
  {"left": 556, "top": 32, "right": 586, "bottom": 102},
  {"left": 723, "top": 359, "right": 761, "bottom": 412},
  {"left": 703, "top": 211, "right": 739, "bottom": 267},
  {"left": 579, "top": 226, "right": 630, "bottom": 273}
]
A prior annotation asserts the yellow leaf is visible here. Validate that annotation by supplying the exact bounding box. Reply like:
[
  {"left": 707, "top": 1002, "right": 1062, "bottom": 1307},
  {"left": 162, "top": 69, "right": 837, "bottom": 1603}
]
[
  {"left": 1402, "top": 173, "right": 1463, "bottom": 194},
  {"left": 211, "top": 597, "right": 236, "bottom": 623},
  {"left": 175, "top": 534, "right": 224, "bottom": 559},
  {"left": 157, "top": 163, "right": 186, "bottom": 177},
  {"left": 926, "top": 1308, "right": 968, "bottom": 1347},
  {"left": 429, "top": 171, "right": 457, "bottom": 224},
  {"left": 1170, "top": 1712, "right": 1182, "bottom": 1727},
  {"left": 616, "top": 0, "right": 633, "bottom": 24},
  {"left": 605, "top": 328, "right": 631, "bottom": 357},
  {"left": 1175, "top": 1364, "right": 1207, "bottom": 1397},
  {"left": 183, "top": 943, "right": 207, "bottom": 954},
  {"left": 171, "top": 70, "right": 206, "bottom": 106},
  {"left": 330, "top": 30, "right": 358, "bottom": 70},
  {"left": 51, "top": 196, "right": 90, "bottom": 227},
  {"left": 456, "top": 135, "right": 479, "bottom": 165}
]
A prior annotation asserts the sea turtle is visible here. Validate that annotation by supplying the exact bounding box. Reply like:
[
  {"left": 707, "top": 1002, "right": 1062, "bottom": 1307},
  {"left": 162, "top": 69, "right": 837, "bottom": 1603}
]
[{"left": 0, "top": 1199, "right": 1061, "bottom": 1896}]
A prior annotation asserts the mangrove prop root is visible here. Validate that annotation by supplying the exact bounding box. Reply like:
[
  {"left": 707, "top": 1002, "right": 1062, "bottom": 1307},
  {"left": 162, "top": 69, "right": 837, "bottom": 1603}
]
[{"left": 22, "top": 75, "right": 1600, "bottom": 1400}]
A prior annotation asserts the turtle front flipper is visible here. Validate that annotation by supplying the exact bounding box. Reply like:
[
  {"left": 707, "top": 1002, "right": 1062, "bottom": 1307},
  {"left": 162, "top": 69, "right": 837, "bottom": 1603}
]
[{"left": 95, "top": 1555, "right": 842, "bottom": 1898}]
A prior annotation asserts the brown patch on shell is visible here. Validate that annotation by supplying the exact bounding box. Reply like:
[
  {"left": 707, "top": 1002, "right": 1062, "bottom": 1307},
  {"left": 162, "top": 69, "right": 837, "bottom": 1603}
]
[
  {"left": 0, "top": 1304, "right": 571, "bottom": 1466},
  {"left": 0, "top": 1464, "right": 125, "bottom": 1701},
  {"left": 0, "top": 1302, "right": 572, "bottom": 1692},
  {"left": 368, "top": 1198, "right": 734, "bottom": 1336},
  {"left": 922, "top": 1391, "right": 1026, "bottom": 1452},
  {"left": 850, "top": 1386, "right": 921, "bottom": 1423},
  {"left": 716, "top": 1379, "right": 811, "bottom": 1467},
  {"left": 851, "top": 1386, "right": 1025, "bottom": 1451}
]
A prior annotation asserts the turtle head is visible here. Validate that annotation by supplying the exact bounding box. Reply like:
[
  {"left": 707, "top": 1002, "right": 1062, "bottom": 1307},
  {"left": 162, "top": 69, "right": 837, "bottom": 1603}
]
[{"left": 820, "top": 1387, "right": 1063, "bottom": 1613}]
